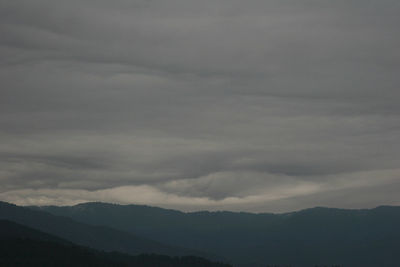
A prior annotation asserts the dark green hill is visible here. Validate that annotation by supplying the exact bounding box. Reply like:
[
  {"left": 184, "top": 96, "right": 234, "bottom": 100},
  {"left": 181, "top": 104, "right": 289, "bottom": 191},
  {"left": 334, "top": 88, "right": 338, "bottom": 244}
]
[
  {"left": 34, "top": 202, "right": 400, "bottom": 266},
  {"left": 0, "top": 201, "right": 217, "bottom": 261},
  {"left": 0, "top": 220, "right": 67, "bottom": 243},
  {"left": 0, "top": 220, "right": 231, "bottom": 267}
]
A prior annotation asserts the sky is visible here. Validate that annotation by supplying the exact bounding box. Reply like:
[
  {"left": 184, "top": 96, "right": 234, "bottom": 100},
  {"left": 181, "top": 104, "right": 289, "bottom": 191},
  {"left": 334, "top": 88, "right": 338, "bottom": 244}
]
[{"left": 0, "top": 0, "right": 400, "bottom": 212}]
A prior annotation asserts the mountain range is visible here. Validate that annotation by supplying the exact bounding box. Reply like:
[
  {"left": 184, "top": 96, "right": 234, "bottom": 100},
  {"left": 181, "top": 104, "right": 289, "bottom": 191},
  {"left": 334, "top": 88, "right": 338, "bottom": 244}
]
[
  {"left": 0, "top": 201, "right": 217, "bottom": 260},
  {"left": 33, "top": 202, "right": 400, "bottom": 266},
  {"left": 1, "top": 201, "right": 400, "bottom": 266},
  {"left": 0, "top": 220, "right": 230, "bottom": 267}
]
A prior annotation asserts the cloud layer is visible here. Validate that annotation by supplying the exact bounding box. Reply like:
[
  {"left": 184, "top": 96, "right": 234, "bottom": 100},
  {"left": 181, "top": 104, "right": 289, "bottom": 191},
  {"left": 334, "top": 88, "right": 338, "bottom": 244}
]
[{"left": 1, "top": 0, "right": 400, "bottom": 212}]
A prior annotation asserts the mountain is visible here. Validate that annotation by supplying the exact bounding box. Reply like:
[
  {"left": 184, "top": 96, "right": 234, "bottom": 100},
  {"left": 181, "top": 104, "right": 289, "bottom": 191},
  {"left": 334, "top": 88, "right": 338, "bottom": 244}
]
[
  {"left": 34, "top": 202, "right": 400, "bottom": 266},
  {"left": 0, "top": 220, "right": 71, "bottom": 245},
  {"left": 0, "top": 220, "right": 231, "bottom": 267},
  {"left": 0, "top": 201, "right": 217, "bottom": 261}
]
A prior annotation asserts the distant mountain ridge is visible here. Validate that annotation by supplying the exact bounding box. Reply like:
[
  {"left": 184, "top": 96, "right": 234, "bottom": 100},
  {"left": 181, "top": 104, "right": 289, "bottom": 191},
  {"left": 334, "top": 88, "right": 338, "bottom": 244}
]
[
  {"left": 0, "top": 201, "right": 219, "bottom": 261},
  {"left": 32, "top": 202, "right": 400, "bottom": 266},
  {"left": 0, "top": 220, "right": 231, "bottom": 267}
]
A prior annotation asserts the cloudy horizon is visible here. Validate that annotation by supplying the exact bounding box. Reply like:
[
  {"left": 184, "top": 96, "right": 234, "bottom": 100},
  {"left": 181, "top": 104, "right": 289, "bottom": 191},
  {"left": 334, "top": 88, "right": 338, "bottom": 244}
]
[{"left": 1, "top": 0, "right": 400, "bottom": 212}]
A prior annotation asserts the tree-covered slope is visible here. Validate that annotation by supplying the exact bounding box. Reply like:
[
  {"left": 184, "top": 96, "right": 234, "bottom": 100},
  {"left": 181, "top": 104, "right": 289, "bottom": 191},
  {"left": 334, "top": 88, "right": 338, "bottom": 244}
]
[
  {"left": 0, "top": 201, "right": 216, "bottom": 260},
  {"left": 0, "top": 220, "right": 231, "bottom": 267},
  {"left": 35, "top": 202, "right": 400, "bottom": 266}
]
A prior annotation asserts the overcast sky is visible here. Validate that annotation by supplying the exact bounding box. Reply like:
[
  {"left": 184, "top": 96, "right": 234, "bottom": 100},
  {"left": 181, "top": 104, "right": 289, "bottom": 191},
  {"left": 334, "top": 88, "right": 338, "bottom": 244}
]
[{"left": 1, "top": 0, "right": 400, "bottom": 212}]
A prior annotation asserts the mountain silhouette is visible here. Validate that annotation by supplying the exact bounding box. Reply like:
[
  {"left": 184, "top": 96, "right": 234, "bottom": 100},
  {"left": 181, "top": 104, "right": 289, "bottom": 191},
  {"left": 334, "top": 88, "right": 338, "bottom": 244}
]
[
  {"left": 34, "top": 202, "right": 400, "bottom": 266},
  {"left": 0, "top": 220, "right": 231, "bottom": 267},
  {"left": 0, "top": 201, "right": 219, "bottom": 261}
]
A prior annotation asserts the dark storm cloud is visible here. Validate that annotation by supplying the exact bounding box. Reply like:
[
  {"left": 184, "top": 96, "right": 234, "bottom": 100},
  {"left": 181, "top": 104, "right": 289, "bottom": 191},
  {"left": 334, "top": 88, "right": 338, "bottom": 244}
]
[{"left": 0, "top": 0, "right": 399, "bottom": 211}]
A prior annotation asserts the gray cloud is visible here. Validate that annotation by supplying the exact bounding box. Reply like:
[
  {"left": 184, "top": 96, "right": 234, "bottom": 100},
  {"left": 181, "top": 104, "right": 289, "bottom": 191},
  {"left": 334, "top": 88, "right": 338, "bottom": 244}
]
[{"left": 0, "top": 0, "right": 399, "bottom": 211}]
